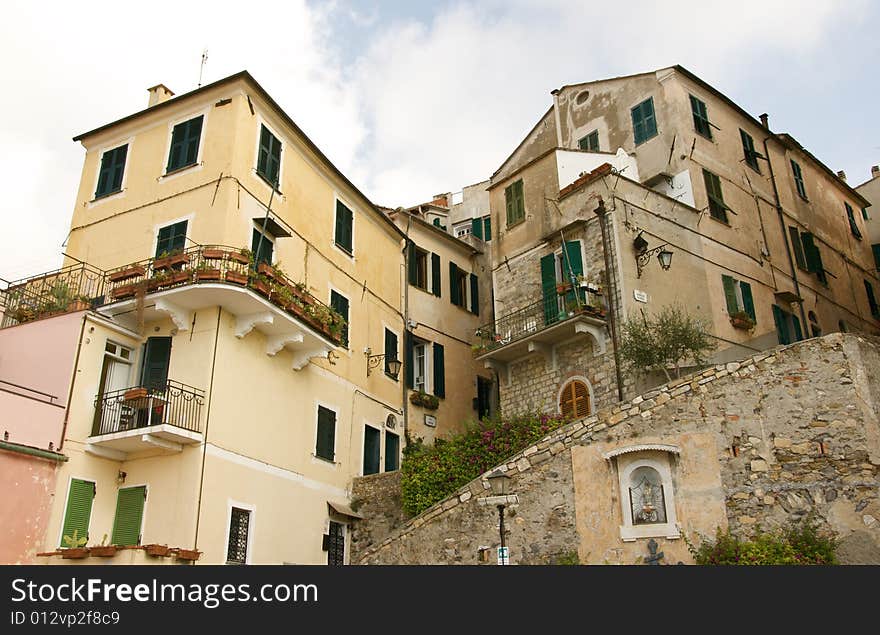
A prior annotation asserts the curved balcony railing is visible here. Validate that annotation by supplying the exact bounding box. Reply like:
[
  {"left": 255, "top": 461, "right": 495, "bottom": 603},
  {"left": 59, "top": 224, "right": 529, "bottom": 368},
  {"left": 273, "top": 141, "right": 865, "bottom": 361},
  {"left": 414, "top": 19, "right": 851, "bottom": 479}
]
[
  {"left": 1, "top": 245, "right": 347, "bottom": 346},
  {"left": 91, "top": 380, "right": 204, "bottom": 437}
]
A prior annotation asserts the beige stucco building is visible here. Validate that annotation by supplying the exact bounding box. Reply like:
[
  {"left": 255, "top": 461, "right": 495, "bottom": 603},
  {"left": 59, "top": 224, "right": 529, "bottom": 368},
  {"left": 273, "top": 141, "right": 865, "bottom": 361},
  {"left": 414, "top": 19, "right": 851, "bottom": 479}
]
[
  {"left": 1, "top": 71, "right": 410, "bottom": 564},
  {"left": 855, "top": 165, "right": 880, "bottom": 272},
  {"left": 477, "top": 65, "right": 880, "bottom": 419}
]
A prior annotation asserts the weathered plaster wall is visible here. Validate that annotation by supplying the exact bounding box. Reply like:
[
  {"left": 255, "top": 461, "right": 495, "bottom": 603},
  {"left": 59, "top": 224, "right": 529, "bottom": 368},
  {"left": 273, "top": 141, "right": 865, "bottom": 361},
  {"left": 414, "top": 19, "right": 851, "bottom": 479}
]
[
  {"left": 0, "top": 451, "right": 59, "bottom": 563},
  {"left": 352, "top": 333, "right": 880, "bottom": 565}
]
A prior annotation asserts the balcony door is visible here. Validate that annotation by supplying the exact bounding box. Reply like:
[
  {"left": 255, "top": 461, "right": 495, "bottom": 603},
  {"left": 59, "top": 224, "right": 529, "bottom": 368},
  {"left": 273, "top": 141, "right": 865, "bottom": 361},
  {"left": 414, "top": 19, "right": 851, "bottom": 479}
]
[
  {"left": 93, "top": 342, "right": 133, "bottom": 435},
  {"left": 540, "top": 241, "right": 584, "bottom": 325}
]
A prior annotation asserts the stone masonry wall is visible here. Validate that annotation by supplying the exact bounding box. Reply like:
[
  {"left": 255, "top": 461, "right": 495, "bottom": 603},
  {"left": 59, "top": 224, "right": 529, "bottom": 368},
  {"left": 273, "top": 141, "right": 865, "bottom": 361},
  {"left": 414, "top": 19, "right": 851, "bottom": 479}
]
[
  {"left": 349, "top": 471, "right": 407, "bottom": 557},
  {"left": 352, "top": 334, "right": 880, "bottom": 564}
]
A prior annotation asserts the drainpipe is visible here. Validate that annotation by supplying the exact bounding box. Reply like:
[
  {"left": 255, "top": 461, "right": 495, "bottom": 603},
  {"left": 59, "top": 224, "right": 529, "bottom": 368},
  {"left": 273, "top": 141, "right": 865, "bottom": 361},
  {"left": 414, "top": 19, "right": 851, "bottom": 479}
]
[
  {"left": 401, "top": 214, "right": 412, "bottom": 441},
  {"left": 594, "top": 198, "right": 625, "bottom": 402},
  {"left": 58, "top": 314, "right": 88, "bottom": 451},
  {"left": 761, "top": 118, "right": 809, "bottom": 330},
  {"left": 193, "top": 307, "right": 222, "bottom": 551}
]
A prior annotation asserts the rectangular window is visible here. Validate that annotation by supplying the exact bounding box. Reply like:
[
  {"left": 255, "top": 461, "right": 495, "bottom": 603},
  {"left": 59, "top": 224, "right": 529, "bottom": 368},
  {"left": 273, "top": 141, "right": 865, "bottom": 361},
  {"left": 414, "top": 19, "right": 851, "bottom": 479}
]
[
  {"left": 166, "top": 115, "right": 203, "bottom": 172},
  {"left": 702, "top": 169, "right": 729, "bottom": 223},
  {"left": 315, "top": 405, "right": 336, "bottom": 462},
  {"left": 60, "top": 479, "right": 95, "bottom": 547},
  {"left": 407, "top": 242, "right": 429, "bottom": 291},
  {"left": 433, "top": 342, "right": 445, "bottom": 399},
  {"left": 251, "top": 227, "right": 274, "bottom": 266},
  {"left": 449, "top": 262, "right": 468, "bottom": 308},
  {"left": 455, "top": 224, "right": 472, "bottom": 238},
  {"left": 155, "top": 220, "right": 188, "bottom": 257},
  {"left": 866, "top": 280, "right": 880, "bottom": 319},
  {"left": 334, "top": 200, "right": 354, "bottom": 254},
  {"left": 412, "top": 339, "right": 429, "bottom": 393},
  {"left": 740, "top": 129, "right": 761, "bottom": 172},
  {"left": 631, "top": 97, "right": 658, "bottom": 145},
  {"left": 578, "top": 130, "right": 600, "bottom": 151},
  {"left": 505, "top": 179, "right": 525, "bottom": 227},
  {"left": 791, "top": 159, "right": 808, "bottom": 200},
  {"left": 845, "top": 203, "right": 862, "bottom": 240},
  {"left": 256, "top": 124, "right": 282, "bottom": 187},
  {"left": 326, "top": 521, "right": 345, "bottom": 566},
  {"left": 363, "top": 425, "right": 381, "bottom": 475},
  {"left": 95, "top": 144, "right": 128, "bottom": 198},
  {"left": 110, "top": 485, "right": 146, "bottom": 546},
  {"left": 689, "top": 95, "right": 711, "bottom": 139},
  {"left": 226, "top": 507, "right": 251, "bottom": 565},
  {"left": 384, "top": 329, "right": 398, "bottom": 378},
  {"left": 800, "top": 232, "right": 827, "bottom": 285},
  {"left": 872, "top": 244, "right": 880, "bottom": 271},
  {"left": 862, "top": 207, "right": 870, "bottom": 221},
  {"left": 789, "top": 226, "right": 808, "bottom": 271},
  {"left": 330, "top": 291, "right": 349, "bottom": 348},
  {"left": 772, "top": 305, "right": 803, "bottom": 345},
  {"left": 384, "top": 431, "right": 400, "bottom": 472},
  {"left": 721, "top": 275, "right": 756, "bottom": 323}
]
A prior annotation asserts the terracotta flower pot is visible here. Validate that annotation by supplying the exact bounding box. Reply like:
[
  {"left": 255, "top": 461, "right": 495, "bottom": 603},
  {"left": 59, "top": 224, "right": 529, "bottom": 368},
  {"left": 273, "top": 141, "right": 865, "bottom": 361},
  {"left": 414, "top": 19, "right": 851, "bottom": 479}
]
[
  {"left": 202, "top": 249, "right": 227, "bottom": 260},
  {"left": 194, "top": 269, "right": 222, "bottom": 282},
  {"left": 124, "top": 387, "right": 148, "bottom": 401},
  {"left": 61, "top": 548, "right": 89, "bottom": 559},
  {"left": 111, "top": 284, "right": 137, "bottom": 300},
  {"left": 108, "top": 265, "right": 146, "bottom": 283},
  {"left": 153, "top": 253, "right": 190, "bottom": 270},
  {"left": 89, "top": 545, "right": 118, "bottom": 557},
  {"left": 144, "top": 544, "right": 170, "bottom": 557},
  {"left": 229, "top": 252, "right": 250, "bottom": 265},
  {"left": 225, "top": 271, "right": 248, "bottom": 285},
  {"left": 174, "top": 548, "right": 201, "bottom": 561}
]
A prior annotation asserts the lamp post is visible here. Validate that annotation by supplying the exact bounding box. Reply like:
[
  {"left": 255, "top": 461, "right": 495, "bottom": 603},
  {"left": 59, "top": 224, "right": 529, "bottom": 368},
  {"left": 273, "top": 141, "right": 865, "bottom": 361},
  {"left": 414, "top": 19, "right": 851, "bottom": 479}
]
[
  {"left": 486, "top": 469, "right": 512, "bottom": 563},
  {"left": 365, "top": 347, "right": 402, "bottom": 380}
]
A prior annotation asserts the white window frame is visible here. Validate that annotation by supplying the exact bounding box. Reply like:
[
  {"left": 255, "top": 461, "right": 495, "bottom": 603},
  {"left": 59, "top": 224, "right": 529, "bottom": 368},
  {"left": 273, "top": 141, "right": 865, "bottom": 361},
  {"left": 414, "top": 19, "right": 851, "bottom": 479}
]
[
  {"left": 159, "top": 107, "right": 211, "bottom": 180},
  {"left": 152, "top": 214, "right": 194, "bottom": 258},
  {"left": 224, "top": 500, "right": 255, "bottom": 565},
  {"left": 611, "top": 449, "right": 680, "bottom": 542},
  {"left": 412, "top": 339, "right": 431, "bottom": 394},
  {"left": 454, "top": 223, "right": 472, "bottom": 238}
]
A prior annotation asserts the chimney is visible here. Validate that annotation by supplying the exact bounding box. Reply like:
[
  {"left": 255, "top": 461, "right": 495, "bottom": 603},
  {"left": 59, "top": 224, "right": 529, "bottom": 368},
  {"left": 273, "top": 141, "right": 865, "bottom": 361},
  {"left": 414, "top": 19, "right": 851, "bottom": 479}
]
[
  {"left": 147, "top": 84, "right": 175, "bottom": 108},
  {"left": 872, "top": 165, "right": 879, "bottom": 180},
  {"left": 759, "top": 113, "right": 769, "bottom": 129},
  {"left": 837, "top": 170, "right": 847, "bottom": 183}
]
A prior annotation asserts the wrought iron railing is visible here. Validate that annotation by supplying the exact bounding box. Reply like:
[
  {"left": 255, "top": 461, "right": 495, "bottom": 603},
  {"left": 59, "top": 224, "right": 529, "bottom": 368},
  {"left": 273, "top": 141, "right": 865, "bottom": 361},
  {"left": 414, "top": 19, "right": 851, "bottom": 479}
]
[
  {"left": 473, "top": 285, "right": 606, "bottom": 354},
  {"left": 1, "top": 244, "right": 347, "bottom": 346},
  {"left": 0, "top": 263, "right": 105, "bottom": 328},
  {"left": 91, "top": 380, "right": 205, "bottom": 437}
]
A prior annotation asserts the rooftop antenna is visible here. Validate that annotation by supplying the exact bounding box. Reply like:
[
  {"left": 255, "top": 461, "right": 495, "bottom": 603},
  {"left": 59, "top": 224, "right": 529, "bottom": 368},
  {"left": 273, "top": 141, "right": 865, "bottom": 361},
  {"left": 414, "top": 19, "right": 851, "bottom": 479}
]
[{"left": 198, "top": 49, "right": 208, "bottom": 87}]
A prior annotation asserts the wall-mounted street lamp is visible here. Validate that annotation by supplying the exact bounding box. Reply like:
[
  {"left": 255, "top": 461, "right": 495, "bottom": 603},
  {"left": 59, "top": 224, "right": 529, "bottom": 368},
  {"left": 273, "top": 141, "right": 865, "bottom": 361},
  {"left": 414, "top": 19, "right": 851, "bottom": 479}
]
[
  {"left": 365, "top": 347, "right": 402, "bottom": 380},
  {"left": 634, "top": 232, "right": 673, "bottom": 278},
  {"left": 486, "top": 469, "right": 513, "bottom": 565}
]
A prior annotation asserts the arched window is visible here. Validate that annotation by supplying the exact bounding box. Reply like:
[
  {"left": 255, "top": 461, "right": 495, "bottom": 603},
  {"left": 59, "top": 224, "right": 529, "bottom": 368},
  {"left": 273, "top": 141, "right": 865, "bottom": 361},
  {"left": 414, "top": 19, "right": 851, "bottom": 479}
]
[{"left": 559, "top": 379, "right": 591, "bottom": 420}]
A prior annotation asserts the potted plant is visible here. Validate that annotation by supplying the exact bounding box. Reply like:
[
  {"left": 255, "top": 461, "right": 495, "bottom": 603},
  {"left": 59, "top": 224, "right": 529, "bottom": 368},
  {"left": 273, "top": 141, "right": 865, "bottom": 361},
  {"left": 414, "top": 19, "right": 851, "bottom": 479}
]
[
  {"left": 556, "top": 282, "right": 572, "bottom": 295},
  {"left": 8, "top": 305, "right": 37, "bottom": 323},
  {"left": 157, "top": 269, "right": 191, "bottom": 288},
  {"left": 225, "top": 269, "right": 248, "bottom": 285},
  {"left": 257, "top": 261, "right": 286, "bottom": 284},
  {"left": 110, "top": 283, "right": 138, "bottom": 300},
  {"left": 124, "top": 387, "right": 148, "bottom": 401},
  {"left": 108, "top": 264, "right": 146, "bottom": 283},
  {"left": 193, "top": 261, "right": 222, "bottom": 282},
  {"left": 67, "top": 294, "right": 92, "bottom": 311},
  {"left": 202, "top": 248, "right": 227, "bottom": 260},
  {"left": 233, "top": 248, "right": 254, "bottom": 266},
  {"left": 60, "top": 530, "right": 89, "bottom": 559},
  {"left": 153, "top": 249, "right": 190, "bottom": 271},
  {"left": 250, "top": 273, "right": 274, "bottom": 299},
  {"left": 144, "top": 543, "right": 171, "bottom": 557},
  {"left": 89, "top": 534, "right": 117, "bottom": 557},
  {"left": 410, "top": 390, "right": 440, "bottom": 410},
  {"left": 729, "top": 310, "right": 756, "bottom": 330}
]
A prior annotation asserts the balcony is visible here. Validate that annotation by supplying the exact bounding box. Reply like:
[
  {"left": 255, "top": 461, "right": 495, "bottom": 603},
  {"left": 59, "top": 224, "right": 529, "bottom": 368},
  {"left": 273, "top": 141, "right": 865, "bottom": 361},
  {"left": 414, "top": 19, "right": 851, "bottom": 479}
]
[
  {"left": 87, "top": 380, "right": 204, "bottom": 459},
  {"left": 473, "top": 286, "right": 607, "bottom": 384},
  {"left": 1, "top": 245, "right": 346, "bottom": 369}
]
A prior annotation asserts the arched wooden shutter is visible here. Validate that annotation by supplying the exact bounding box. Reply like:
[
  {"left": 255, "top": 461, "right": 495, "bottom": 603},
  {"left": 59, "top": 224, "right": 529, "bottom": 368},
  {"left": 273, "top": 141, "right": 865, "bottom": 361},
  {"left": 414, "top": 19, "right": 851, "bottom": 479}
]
[{"left": 559, "top": 380, "right": 591, "bottom": 420}]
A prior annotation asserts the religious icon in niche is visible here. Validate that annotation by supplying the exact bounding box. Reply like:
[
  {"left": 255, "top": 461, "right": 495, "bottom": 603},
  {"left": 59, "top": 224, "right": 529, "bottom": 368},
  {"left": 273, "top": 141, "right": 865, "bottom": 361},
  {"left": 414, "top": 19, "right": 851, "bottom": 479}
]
[{"left": 629, "top": 466, "right": 667, "bottom": 525}]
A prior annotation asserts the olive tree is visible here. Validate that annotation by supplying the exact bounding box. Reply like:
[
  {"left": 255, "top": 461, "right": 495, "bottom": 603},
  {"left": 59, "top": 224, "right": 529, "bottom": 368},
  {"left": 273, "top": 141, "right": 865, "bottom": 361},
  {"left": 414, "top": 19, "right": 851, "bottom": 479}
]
[{"left": 619, "top": 304, "right": 715, "bottom": 381}]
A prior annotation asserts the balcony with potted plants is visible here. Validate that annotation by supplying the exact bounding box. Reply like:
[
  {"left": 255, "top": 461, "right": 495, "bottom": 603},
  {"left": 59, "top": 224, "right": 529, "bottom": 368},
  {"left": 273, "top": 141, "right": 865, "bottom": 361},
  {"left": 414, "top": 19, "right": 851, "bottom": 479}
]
[{"left": 473, "top": 282, "right": 607, "bottom": 381}]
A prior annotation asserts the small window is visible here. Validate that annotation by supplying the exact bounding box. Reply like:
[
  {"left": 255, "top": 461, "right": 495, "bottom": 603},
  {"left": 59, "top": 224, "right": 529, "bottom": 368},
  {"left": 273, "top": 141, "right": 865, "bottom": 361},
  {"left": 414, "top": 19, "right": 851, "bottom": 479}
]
[
  {"left": 251, "top": 227, "right": 274, "bottom": 266},
  {"left": 789, "top": 226, "right": 808, "bottom": 271},
  {"left": 872, "top": 244, "right": 880, "bottom": 271},
  {"left": 226, "top": 507, "right": 251, "bottom": 565},
  {"left": 740, "top": 129, "right": 761, "bottom": 173},
  {"left": 772, "top": 305, "right": 803, "bottom": 345},
  {"left": 166, "top": 115, "right": 203, "bottom": 173},
  {"left": 838, "top": 320, "right": 848, "bottom": 333},
  {"left": 385, "top": 431, "right": 400, "bottom": 472},
  {"left": 95, "top": 144, "right": 128, "bottom": 198},
  {"left": 455, "top": 224, "right": 472, "bottom": 238},
  {"left": 702, "top": 169, "right": 729, "bottom": 223},
  {"left": 412, "top": 339, "right": 430, "bottom": 393},
  {"left": 845, "top": 203, "right": 862, "bottom": 240},
  {"left": 862, "top": 207, "right": 870, "bottom": 221},
  {"left": 559, "top": 379, "right": 591, "bottom": 420},
  {"left": 110, "top": 486, "right": 146, "bottom": 546},
  {"left": 505, "top": 179, "right": 525, "bottom": 227},
  {"left": 156, "top": 220, "right": 188, "bottom": 257},
  {"left": 363, "top": 425, "right": 381, "bottom": 475},
  {"left": 689, "top": 95, "right": 712, "bottom": 140},
  {"left": 631, "top": 97, "right": 658, "bottom": 145},
  {"left": 384, "top": 329, "right": 399, "bottom": 378},
  {"left": 256, "top": 124, "right": 282, "bottom": 187},
  {"left": 721, "top": 275, "right": 755, "bottom": 329},
  {"left": 326, "top": 521, "right": 345, "bottom": 566},
  {"left": 800, "top": 232, "right": 827, "bottom": 285},
  {"left": 316, "top": 405, "right": 336, "bottom": 462},
  {"left": 866, "top": 280, "right": 879, "bottom": 319},
  {"left": 578, "top": 130, "right": 600, "bottom": 152},
  {"left": 408, "top": 242, "right": 429, "bottom": 290},
  {"left": 449, "top": 261, "right": 468, "bottom": 308},
  {"left": 791, "top": 159, "right": 808, "bottom": 200},
  {"left": 330, "top": 290, "right": 349, "bottom": 348},
  {"left": 334, "top": 200, "right": 354, "bottom": 254}
]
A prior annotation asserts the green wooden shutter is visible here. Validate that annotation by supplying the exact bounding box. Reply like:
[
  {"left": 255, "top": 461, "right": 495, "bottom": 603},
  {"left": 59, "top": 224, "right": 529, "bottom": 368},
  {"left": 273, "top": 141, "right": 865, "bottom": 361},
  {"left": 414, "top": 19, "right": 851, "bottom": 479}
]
[
  {"left": 872, "top": 244, "right": 880, "bottom": 271},
  {"left": 330, "top": 291, "right": 349, "bottom": 348},
  {"left": 484, "top": 217, "right": 491, "bottom": 241},
  {"left": 407, "top": 241, "right": 418, "bottom": 285},
  {"left": 156, "top": 220, "right": 188, "bottom": 257},
  {"left": 541, "top": 253, "right": 557, "bottom": 324},
  {"left": 384, "top": 432, "right": 400, "bottom": 472},
  {"left": 433, "top": 343, "right": 445, "bottom": 398},
  {"left": 469, "top": 273, "right": 479, "bottom": 315},
  {"left": 563, "top": 241, "right": 584, "bottom": 281},
  {"left": 183, "top": 116, "right": 203, "bottom": 167},
  {"left": 60, "top": 479, "right": 95, "bottom": 547},
  {"left": 722, "top": 275, "right": 738, "bottom": 315},
  {"left": 505, "top": 184, "right": 515, "bottom": 226},
  {"left": 846, "top": 203, "right": 862, "bottom": 239},
  {"left": 251, "top": 228, "right": 274, "bottom": 265},
  {"left": 167, "top": 116, "right": 203, "bottom": 171},
  {"left": 431, "top": 253, "right": 441, "bottom": 296},
  {"left": 335, "top": 201, "right": 353, "bottom": 253},
  {"left": 866, "top": 280, "right": 879, "bottom": 318},
  {"left": 801, "top": 233, "right": 826, "bottom": 283},
  {"left": 772, "top": 305, "right": 790, "bottom": 345},
  {"left": 789, "top": 227, "right": 807, "bottom": 270},
  {"left": 404, "top": 331, "right": 414, "bottom": 388},
  {"left": 316, "top": 406, "right": 336, "bottom": 461},
  {"left": 792, "top": 314, "right": 803, "bottom": 341},
  {"left": 740, "top": 282, "right": 755, "bottom": 322},
  {"left": 141, "top": 337, "right": 171, "bottom": 391},
  {"left": 449, "top": 262, "right": 460, "bottom": 306},
  {"left": 471, "top": 217, "right": 483, "bottom": 240},
  {"left": 384, "top": 329, "right": 398, "bottom": 375},
  {"left": 111, "top": 486, "right": 146, "bottom": 546},
  {"left": 167, "top": 121, "right": 186, "bottom": 171},
  {"left": 515, "top": 181, "right": 524, "bottom": 222}
]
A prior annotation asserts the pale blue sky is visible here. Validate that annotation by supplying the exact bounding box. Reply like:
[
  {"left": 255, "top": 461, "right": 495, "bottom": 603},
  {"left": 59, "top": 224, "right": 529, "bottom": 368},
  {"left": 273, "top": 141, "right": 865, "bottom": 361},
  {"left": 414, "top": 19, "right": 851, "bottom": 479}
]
[{"left": 0, "top": 0, "right": 876, "bottom": 279}]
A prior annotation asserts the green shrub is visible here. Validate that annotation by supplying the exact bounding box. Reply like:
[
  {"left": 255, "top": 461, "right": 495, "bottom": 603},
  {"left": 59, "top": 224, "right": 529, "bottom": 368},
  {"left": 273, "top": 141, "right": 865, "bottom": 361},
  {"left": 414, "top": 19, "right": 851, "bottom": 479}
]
[
  {"left": 400, "top": 412, "right": 567, "bottom": 517},
  {"left": 687, "top": 520, "right": 838, "bottom": 565}
]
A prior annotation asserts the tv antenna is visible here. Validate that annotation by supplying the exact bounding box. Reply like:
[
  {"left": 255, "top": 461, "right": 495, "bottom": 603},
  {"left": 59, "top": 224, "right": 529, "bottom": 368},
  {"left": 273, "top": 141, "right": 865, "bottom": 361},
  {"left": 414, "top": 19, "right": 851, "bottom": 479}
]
[{"left": 198, "top": 49, "right": 208, "bottom": 87}]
